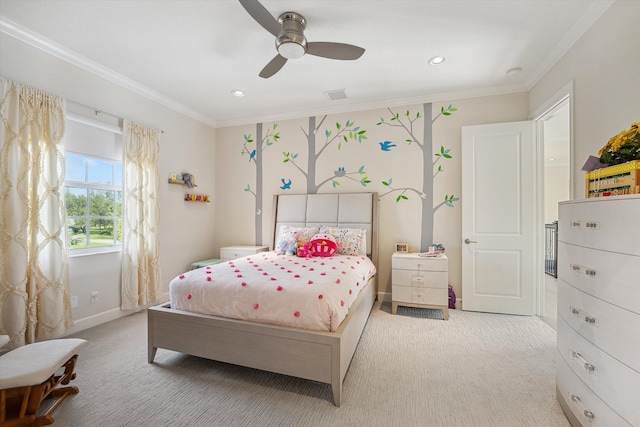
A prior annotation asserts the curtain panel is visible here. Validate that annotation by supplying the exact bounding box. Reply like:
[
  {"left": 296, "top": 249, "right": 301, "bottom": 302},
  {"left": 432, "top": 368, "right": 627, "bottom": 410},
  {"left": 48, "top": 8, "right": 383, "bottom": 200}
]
[
  {"left": 121, "top": 120, "right": 161, "bottom": 310},
  {"left": 0, "top": 77, "right": 72, "bottom": 349}
]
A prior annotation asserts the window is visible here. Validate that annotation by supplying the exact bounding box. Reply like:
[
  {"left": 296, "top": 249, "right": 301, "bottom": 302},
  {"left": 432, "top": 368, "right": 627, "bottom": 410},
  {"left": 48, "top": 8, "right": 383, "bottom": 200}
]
[
  {"left": 64, "top": 108, "right": 123, "bottom": 254},
  {"left": 65, "top": 153, "right": 123, "bottom": 251}
]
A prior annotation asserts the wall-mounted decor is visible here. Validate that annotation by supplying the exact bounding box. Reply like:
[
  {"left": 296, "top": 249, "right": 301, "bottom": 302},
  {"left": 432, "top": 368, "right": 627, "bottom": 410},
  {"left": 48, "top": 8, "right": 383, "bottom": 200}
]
[
  {"left": 184, "top": 193, "right": 210, "bottom": 202},
  {"left": 168, "top": 173, "right": 197, "bottom": 188}
]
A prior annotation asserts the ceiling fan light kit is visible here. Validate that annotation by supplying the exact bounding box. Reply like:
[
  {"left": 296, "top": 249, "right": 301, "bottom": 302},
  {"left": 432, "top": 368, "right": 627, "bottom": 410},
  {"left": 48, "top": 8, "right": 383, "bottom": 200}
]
[
  {"left": 239, "top": 0, "right": 365, "bottom": 78},
  {"left": 277, "top": 12, "right": 307, "bottom": 59}
]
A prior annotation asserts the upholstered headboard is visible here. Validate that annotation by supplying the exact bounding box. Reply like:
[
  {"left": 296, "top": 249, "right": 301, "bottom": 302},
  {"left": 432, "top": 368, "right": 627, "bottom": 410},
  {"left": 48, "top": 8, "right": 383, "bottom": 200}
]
[{"left": 272, "top": 193, "right": 378, "bottom": 263}]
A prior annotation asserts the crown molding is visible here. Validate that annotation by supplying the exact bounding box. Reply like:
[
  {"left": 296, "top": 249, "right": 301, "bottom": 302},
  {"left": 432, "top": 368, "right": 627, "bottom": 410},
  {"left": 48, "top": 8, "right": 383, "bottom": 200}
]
[
  {"left": 0, "top": 16, "right": 217, "bottom": 128},
  {"left": 215, "top": 83, "right": 529, "bottom": 128},
  {"left": 524, "top": 0, "right": 615, "bottom": 90}
]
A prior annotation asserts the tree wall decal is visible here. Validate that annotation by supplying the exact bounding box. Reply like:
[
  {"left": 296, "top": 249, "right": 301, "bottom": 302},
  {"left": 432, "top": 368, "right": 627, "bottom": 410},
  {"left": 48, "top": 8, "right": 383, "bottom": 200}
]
[
  {"left": 282, "top": 115, "right": 370, "bottom": 193},
  {"left": 241, "top": 122, "right": 279, "bottom": 245},
  {"left": 378, "top": 102, "right": 458, "bottom": 250}
]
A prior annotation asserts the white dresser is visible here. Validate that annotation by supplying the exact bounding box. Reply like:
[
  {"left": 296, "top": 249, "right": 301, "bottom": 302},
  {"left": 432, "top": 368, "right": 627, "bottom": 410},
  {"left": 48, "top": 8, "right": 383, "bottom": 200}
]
[
  {"left": 391, "top": 253, "right": 449, "bottom": 320},
  {"left": 219, "top": 245, "right": 269, "bottom": 262},
  {"left": 556, "top": 195, "right": 640, "bottom": 427}
]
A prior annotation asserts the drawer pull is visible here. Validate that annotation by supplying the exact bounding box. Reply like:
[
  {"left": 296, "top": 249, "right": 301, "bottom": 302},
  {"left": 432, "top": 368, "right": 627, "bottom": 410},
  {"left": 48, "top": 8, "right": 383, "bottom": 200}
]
[
  {"left": 570, "top": 350, "right": 596, "bottom": 374},
  {"left": 569, "top": 264, "right": 597, "bottom": 277},
  {"left": 569, "top": 306, "right": 598, "bottom": 326},
  {"left": 570, "top": 395, "right": 596, "bottom": 423}
]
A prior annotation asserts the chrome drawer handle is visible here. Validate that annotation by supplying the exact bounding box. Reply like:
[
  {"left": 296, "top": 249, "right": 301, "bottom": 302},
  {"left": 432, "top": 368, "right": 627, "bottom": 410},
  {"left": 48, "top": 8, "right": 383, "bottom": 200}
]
[
  {"left": 570, "top": 395, "right": 595, "bottom": 422},
  {"left": 570, "top": 350, "right": 596, "bottom": 374},
  {"left": 569, "top": 306, "right": 598, "bottom": 326}
]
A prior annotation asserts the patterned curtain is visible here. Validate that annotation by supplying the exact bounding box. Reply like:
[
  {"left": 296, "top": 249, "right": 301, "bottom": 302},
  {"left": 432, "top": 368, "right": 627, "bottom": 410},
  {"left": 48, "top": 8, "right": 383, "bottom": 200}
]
[
  {"left": 121, "top": 120, "right": 161, "bottom": 310},
  {"left": 0, "top": 77, "right": 72, "bottom": 349}
]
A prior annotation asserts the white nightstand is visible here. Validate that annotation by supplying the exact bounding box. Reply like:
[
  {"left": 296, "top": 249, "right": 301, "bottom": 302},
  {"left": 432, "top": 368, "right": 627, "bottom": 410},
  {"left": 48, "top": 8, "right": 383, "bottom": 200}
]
[
  {"left": 219, "top": 245, "right": 269, "bottom": 262},
  {"left": 391, "top": 252, "right": 449, "bottom": 320}
]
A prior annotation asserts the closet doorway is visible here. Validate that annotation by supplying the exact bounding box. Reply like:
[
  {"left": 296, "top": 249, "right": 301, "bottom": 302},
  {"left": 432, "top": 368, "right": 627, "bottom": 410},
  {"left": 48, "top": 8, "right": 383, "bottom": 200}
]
[{"left": 538, "top": 99, "right": 571, "bottom": 330}]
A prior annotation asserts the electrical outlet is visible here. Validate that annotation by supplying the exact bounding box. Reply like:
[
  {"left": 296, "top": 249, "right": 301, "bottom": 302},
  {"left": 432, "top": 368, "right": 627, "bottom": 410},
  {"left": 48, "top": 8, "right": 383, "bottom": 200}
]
[
  {"left": 71, "top": 295, "right": 78, "bottom": 308},
  {"left": 91, "top": 291, "right": 99, "bottom": 303}
]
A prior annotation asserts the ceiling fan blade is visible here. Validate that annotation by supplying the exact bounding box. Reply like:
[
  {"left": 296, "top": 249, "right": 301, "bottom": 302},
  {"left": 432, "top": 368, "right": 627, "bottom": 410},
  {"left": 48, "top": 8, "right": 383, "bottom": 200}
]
[
  {"left": 238, "top": 0, "right": 281, "bottom": 37},
  {"left": 307, "top": 42, "right": 365, "bottom": 60},
  {"left": 259, "top": 55, "right": 288, "bottom": 78}
]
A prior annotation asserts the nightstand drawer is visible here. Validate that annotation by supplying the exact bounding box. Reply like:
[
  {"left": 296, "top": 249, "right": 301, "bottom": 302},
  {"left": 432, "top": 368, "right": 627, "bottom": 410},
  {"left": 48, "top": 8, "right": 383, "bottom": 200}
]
[
  {"left": 392, "top": 269, "right": 447, "bottom": 288},
  {"left": 220, "top": 245, "right": 269, "bottom": 261},
  {"left": 392, "top": 256, "right": 447, "bottom": 272},
  {"left": 392, "top": 285, "right": 447, "bottom": 305}
]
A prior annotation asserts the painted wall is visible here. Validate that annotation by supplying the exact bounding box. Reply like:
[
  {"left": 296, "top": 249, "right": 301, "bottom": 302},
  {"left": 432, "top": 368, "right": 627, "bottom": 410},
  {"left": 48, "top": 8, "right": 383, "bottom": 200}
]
[
  {"left": 215, "top": 93, "right": 529, "bottom": 300},
  {"left": 2, "top": 0, "right": 637, "bottom": 332},
  {"left": 0, "top": 34, "right": 217, "bottom": 332},
  {"left": 530, "top": 0, "right": 640, "bottom": 198}
]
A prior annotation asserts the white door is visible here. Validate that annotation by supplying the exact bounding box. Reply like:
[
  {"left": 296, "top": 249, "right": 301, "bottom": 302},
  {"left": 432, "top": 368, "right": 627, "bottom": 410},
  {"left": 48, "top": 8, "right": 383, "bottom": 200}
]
[{"left": 461, "top": 121, "right": 537, "bottom": 315}]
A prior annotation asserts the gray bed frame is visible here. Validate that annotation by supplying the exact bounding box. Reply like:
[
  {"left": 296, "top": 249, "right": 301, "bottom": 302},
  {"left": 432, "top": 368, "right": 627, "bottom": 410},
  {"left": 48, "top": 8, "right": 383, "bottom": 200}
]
[{"left": 148, "top": 193, "right": 378, "bottom": 406}]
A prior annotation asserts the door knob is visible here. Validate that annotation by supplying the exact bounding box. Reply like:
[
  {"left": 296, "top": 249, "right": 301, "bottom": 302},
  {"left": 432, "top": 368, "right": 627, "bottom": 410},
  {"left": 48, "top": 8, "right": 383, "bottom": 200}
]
[{"left": 464, "top": 238, "right": 477, "bottom": 244}]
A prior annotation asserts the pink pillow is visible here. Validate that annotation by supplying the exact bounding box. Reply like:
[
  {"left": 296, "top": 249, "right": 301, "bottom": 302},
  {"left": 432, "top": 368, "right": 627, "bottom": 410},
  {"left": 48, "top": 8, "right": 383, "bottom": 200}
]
[{"left": 307, "top": 233, "right": 338, "bottom": 257}]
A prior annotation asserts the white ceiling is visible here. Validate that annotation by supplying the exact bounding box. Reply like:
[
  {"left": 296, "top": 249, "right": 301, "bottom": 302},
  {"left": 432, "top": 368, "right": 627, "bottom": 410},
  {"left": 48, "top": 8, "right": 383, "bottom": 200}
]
[{"left": 0, "top": 0, "right": 612, "bottom": 128}]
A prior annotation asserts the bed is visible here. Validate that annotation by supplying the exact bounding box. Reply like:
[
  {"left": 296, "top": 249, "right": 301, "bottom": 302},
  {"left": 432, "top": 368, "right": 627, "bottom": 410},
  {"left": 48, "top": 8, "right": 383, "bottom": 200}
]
[{"left": 148, "top": 192, "right": 378, "bottom": 406}]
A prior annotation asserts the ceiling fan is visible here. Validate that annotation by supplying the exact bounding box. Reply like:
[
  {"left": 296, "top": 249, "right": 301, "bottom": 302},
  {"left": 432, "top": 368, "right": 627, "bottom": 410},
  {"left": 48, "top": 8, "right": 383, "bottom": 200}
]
[{"left": 239, "top": 0, "right": 365, "bottom": 78}]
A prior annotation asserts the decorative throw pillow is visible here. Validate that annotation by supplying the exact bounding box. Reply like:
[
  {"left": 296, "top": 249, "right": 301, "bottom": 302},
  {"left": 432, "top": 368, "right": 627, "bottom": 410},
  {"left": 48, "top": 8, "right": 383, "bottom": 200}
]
[
  {"left": 306, "top": 233, "right": 338, "bottom": 257},
  {"left": 319, "top": 226, "right": 367, "bottom": 256},
  {"left": 275, "top": 226, "right": 319, "bottom": 255}
]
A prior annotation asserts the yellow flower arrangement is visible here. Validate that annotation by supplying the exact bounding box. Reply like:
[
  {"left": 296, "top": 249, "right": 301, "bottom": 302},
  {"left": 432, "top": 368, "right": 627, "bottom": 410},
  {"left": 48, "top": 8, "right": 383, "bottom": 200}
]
[{"left": 598, "top": 122, "right": 640, "bottom": 165}]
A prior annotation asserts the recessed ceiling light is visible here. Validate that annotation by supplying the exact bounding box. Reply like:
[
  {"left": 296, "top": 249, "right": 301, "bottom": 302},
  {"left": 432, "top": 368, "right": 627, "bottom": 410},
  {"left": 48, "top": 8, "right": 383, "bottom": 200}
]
[
  {"left": 231, "top": 89, "right": 245, "bottom": 97},
  {"left": 428, "top": 56, "right": 445, "bottom": 65},
  {"left": 506, "top": 67, "right": 522, "bottom": 77}
]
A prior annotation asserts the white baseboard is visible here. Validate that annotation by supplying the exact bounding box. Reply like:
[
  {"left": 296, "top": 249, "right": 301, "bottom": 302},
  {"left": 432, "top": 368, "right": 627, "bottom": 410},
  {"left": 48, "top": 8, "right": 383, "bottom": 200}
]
[
  {"left": 64, "top": 307, "right": 128, "bottom": 336},
  {"left": 64, "top": 293, "right": 170, "bottom": 337}
]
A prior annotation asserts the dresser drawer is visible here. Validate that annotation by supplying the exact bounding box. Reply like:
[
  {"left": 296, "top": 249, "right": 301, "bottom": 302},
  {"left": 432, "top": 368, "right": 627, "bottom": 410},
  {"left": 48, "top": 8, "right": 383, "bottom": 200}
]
[
  {"left": 391, "top": 255, "right": 448, "bottom": 272},
  {"left": 558, "top": 281, "right": 640, "bottom": 372},
  {"left": 558, "top": 242, "right": 640, "bottom": 314},
  {"left": 558, "top": 198, "right": 640, "bottom": 256},
  {"left": 557, "top": 317, "right": 640, "bottom": 426},
  {"left": 392, "top": 285, "right": 447, "bottom": 305},
  {"left": 557, "top": 353, "right": 633, "bottom": 427},
  {"left": 392, "top": 269, "right": 447, "bottom": 289}
]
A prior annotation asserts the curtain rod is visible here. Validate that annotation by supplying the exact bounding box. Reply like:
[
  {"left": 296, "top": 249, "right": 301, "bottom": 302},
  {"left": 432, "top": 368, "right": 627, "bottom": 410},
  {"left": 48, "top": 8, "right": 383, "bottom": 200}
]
[{"left": 67, "top": 99, "right": 165, "bottom": 134}]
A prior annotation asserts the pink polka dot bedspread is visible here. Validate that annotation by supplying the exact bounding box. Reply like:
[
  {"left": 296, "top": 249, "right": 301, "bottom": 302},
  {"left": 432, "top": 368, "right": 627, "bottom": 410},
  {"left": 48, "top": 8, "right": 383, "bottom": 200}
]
[{"left": 169, "top": 252, "right": 376, "bottom": 332}]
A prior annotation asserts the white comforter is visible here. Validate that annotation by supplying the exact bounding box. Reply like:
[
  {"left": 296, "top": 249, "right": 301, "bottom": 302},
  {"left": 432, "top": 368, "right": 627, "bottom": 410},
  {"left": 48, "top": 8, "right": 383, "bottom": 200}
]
[{"left": 169, "top": 252, "right": 376, "bottom": 332}]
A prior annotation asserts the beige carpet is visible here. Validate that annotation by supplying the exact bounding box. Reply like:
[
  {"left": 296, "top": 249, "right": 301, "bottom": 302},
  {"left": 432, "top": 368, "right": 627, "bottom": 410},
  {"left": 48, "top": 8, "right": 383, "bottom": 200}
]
[{"left": 48, "top": 302, "right": 570, "bottom": 427}]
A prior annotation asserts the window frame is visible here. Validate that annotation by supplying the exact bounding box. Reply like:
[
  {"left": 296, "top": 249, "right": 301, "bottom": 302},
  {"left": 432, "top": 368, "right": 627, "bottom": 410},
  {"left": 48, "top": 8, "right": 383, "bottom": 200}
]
[{"left": 65, "top": 150, "right": 123, "bottom": 255}]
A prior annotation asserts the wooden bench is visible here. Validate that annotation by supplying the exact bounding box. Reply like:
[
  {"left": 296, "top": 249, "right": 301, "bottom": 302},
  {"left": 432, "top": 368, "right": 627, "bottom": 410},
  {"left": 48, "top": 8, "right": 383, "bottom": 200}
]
[{"left": 0, "top": 338, "right": 87, "bottom": 427}]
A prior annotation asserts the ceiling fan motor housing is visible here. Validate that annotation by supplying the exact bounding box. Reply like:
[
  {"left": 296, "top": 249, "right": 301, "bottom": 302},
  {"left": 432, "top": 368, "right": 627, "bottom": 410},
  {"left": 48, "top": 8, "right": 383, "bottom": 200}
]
[{"left": 277, "top": 12, "right": 307, "bottom": 59}]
